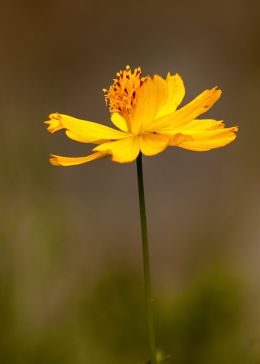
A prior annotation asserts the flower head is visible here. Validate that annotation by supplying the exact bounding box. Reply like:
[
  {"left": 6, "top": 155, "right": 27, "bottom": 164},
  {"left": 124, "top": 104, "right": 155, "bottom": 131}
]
[{"left": 44, "top": 66, "right": 238, "bottom": 166}]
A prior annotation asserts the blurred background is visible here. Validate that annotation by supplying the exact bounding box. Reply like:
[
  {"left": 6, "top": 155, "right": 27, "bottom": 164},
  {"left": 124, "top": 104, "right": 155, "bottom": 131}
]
[{"left": 1, "top": 0, "right": 260, "bottom": 363}]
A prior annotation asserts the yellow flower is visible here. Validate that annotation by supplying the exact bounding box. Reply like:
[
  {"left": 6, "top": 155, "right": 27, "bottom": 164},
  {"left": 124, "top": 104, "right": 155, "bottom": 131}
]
[{"left": 45, "top": 65, "right": 238, "bottom": 166}]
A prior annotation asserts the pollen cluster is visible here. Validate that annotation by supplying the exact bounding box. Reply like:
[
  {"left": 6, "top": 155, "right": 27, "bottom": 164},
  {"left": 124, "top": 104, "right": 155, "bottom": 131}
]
[{"left": 103, "top": 65, "right": 146, "bottom": 119}]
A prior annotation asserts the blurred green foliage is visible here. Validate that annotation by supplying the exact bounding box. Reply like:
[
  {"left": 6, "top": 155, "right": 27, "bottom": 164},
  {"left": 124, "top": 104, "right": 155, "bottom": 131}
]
[
  {"left": 0, "top": 263, "right": 258, "bottom": 364},
  {"left": 157, "top": 270, "right": 248, "bottom": 364}
]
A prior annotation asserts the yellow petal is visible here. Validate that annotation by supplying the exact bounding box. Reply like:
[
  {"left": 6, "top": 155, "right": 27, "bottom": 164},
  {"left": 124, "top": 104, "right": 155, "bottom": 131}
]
[
  {"left": 155, "top": 73, "right": 185, "bottom": 118},
  {"left": 93, "top": 136, "right": 140, "bottom": 163},
  {"left": 147, "top": 87, "right": 222, "bottom": 132},
  {"left": 139, "top": 134, "right": 170, "bottom": 156},
  {"left": 64, "top": 130, "right": 106, "bottom": 144},
  {"left": 49, "top": 151, "right": 106, "bottom": 166},
  {"left": 180, "top": 118, "right": 225, "bottom": 132},
  {"left": 45, "top": 113, "right": 127, "bottom": 143},
  {"left": 111, "top": 113, "right": 128, "bottom": 132},
  {"left": 44, "top": 115, "right": 63, "bottom": 133},
  {"left": 131, "top": 75, "right": 168, "bottom": 135},
  {"left": 167, "top": 133, "right": 189, "bottom": 146},
  {"left": 176, "top": 126, "right": 238, "bottom": 151}
]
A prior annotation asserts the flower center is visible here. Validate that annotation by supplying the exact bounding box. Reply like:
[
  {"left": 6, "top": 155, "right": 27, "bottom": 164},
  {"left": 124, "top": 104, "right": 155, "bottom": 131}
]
[{"left": 103, "top": 65, "right": 146, "bottom": 121}]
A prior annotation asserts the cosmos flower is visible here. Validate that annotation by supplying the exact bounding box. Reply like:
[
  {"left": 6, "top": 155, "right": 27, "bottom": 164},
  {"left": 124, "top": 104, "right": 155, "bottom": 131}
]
[{"left": 45, "top": 66, "right": 237, "bottom": 166}]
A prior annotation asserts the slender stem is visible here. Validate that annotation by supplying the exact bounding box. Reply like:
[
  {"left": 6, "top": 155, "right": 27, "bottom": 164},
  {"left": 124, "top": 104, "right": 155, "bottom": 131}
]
[{"left": 136, "top": 153, "right": 157, "bottom": 364}]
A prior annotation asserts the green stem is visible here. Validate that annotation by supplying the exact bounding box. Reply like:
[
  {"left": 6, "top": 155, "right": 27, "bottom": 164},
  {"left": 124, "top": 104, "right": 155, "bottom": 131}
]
[{"left": 136, "top": 153, "right": 157, "bottom": 364}]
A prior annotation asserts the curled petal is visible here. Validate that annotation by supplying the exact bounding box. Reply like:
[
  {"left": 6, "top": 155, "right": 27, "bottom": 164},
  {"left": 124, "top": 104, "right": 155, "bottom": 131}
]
[
  {"left": 50, "top": 151, "right": 106, "bottom": 166},
  {"left": 44, "top": 113, "right": 63, "bottom": 133},
  {"left": 45, "top": 113, "right": 128, "bottom": 143}
]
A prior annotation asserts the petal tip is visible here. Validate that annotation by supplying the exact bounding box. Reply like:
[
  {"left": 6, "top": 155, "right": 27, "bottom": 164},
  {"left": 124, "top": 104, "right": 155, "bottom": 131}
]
[
  {"left": 44, "top": 113, "right": 63, "bottom": 133},
  {"left": 214, "top": 87, "right": 222, "bottom": 96},
  {"left": 49, "top": 154, "right": 60, "bottom": 166}
]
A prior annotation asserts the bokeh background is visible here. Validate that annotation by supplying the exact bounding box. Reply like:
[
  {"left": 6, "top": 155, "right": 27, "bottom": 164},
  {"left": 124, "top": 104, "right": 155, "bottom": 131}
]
[{"left": 1, "top": 0, "right": 260, "bottom": 363}]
